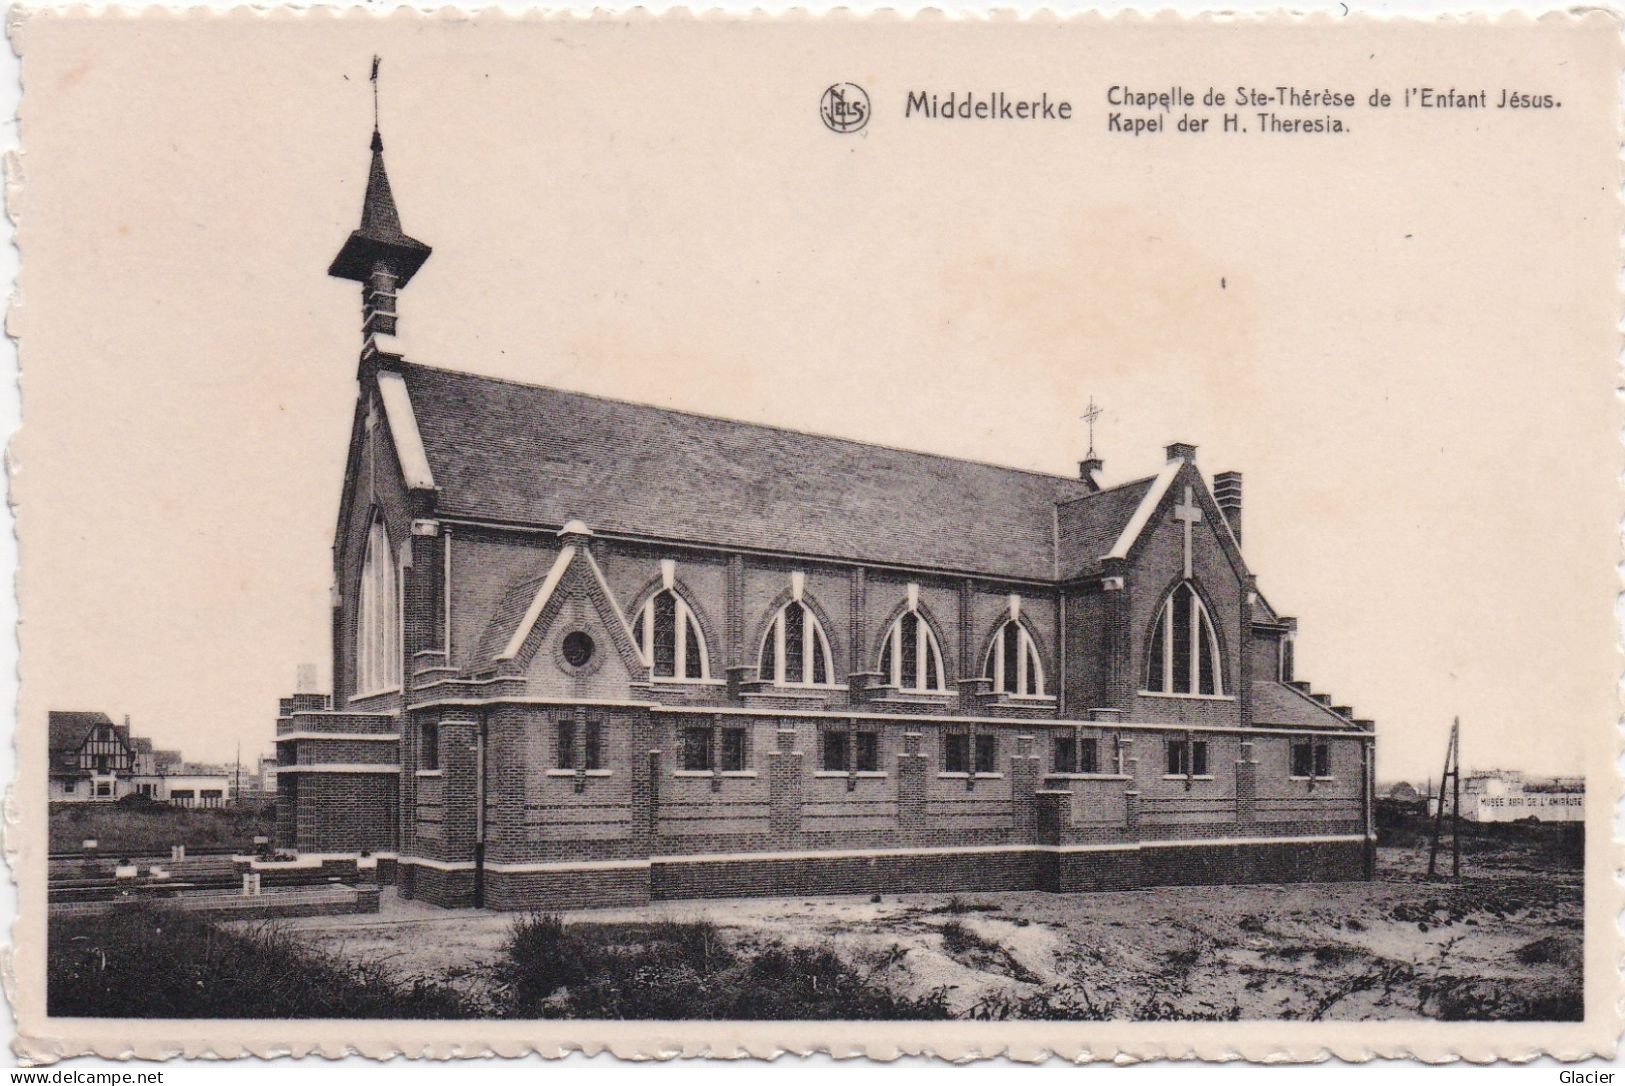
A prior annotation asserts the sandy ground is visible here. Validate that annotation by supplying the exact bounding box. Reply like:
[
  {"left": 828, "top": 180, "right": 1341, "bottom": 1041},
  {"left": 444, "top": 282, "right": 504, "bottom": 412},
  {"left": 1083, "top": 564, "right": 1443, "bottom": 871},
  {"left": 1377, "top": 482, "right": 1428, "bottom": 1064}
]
[{"left": 253, "top": 844, "right": 1582, "bottom": 1020}]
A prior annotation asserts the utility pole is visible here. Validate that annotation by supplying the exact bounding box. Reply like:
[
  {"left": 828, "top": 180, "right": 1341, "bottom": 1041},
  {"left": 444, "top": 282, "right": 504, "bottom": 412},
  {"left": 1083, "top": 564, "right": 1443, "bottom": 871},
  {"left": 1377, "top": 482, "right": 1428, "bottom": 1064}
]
[{"left": 1427, "top": 718, "right": 1462, "bottom": 879}]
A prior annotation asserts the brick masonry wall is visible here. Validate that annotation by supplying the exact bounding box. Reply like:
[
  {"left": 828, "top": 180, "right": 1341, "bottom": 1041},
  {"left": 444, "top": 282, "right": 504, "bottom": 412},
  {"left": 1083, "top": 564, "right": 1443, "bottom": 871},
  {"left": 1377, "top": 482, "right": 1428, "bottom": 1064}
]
[
  {"left": 287, "top": 772, "right": 398, "bottom": 854},
  {"left": 411, "top": 705, "right": 1372, "bottom": 911}
]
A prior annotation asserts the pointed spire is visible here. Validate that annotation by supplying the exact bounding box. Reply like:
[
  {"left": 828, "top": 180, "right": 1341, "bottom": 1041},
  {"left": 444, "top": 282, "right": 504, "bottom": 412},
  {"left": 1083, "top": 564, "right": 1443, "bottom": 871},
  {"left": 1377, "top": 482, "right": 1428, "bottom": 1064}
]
[
  {"left": 328, "top": 126, "right": 431, "bottom": 286},
  {"left": 329, "top": 59, "right": 431, "bottom": 366},
  {"left": 358, "top": 129, "right": 406, "bottom": 240},
  {"left": 328, "top": 57, "right": 430, "bottom": 288}
]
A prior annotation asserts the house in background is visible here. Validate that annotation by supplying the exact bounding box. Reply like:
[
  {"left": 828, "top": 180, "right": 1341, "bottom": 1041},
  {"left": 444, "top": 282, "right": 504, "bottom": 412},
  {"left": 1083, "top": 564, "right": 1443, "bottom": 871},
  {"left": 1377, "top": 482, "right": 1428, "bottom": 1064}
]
[
  {"left": 1430, "top": 771, "right": 1584, "bottom": 824},
  {"left": 49, "top": 711, "right": 229, "bottom": 807},
  {"left": 49, "top": 712, "right": 133, "bottom": 802}
]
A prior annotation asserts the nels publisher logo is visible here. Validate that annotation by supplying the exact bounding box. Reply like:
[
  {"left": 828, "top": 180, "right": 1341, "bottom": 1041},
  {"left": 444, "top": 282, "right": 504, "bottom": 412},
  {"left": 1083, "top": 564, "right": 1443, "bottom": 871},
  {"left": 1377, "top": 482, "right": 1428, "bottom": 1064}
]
[{"left": 820, "top": 83, "right": 870, "bottom": 133}]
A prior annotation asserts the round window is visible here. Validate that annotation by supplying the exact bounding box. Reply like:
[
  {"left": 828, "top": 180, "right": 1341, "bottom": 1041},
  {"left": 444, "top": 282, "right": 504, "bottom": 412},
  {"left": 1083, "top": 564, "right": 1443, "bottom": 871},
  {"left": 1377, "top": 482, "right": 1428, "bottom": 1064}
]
[{"left": 561, "top": 630, "right": 596, "bottom": 668}]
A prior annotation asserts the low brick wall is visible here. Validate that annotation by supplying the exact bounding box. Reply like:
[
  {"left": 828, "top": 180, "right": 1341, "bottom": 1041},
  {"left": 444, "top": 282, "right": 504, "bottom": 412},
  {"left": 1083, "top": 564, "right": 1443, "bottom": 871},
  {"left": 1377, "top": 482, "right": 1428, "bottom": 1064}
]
[
  {"left": 650, "top": 848, "right": 1041, "bottom": 902},
  {"left": 437, "top": 836, "right": 1371, "bottom": 911},
  {"left": 407, "top": 864, "right": 478, "bottom": 908},
  {"left": 485, "top": 866, "right": 652, "bottom": 911}
]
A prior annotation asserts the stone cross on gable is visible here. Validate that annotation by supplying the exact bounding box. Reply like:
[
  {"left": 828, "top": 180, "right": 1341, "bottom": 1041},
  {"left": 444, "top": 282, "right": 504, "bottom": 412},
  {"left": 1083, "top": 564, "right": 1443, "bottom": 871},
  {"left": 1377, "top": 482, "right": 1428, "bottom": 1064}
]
[{"left": 1173, "top": 486, "right": 1203, "bottom": 579}]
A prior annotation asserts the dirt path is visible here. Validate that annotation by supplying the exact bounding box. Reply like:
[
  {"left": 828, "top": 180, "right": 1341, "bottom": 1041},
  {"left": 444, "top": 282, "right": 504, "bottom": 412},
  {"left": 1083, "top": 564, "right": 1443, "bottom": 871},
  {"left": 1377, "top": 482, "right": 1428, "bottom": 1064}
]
[{"left": 254, "top": 846, "right": 1581, "bottom": 1020}]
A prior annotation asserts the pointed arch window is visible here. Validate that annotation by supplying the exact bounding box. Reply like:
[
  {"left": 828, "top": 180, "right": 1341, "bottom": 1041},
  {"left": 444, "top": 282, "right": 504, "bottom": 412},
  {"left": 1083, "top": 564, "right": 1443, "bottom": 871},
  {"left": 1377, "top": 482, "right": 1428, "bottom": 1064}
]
[
  {"left": 758, "top": 600, "right": 835, "bottom": 687},
  {"left": 1145, "top": 581, "right": 1224, "bottom": 696},
  {"left": 634, "top": 588, "right": 709, "bottom": 680},
  {"left": 356, "top": 514, "right": 401, "bottom": 695},
  {"left": 879, "top": 610, "right": 946, "bottom": 692},
  {"left": 986, "top": 620, "right": 1045, "bottom": 697}
]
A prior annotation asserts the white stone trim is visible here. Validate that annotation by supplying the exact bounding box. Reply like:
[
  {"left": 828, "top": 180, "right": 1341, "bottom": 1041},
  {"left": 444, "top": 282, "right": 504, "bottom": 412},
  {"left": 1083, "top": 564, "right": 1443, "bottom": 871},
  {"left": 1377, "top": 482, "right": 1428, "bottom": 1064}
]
[
  {"left": 498, "top": 546, "right": 577, "bottom": 661},
  {"left": 405, "top": 694, "right": 1368, "bottom": 739},
  {"left": 1104, "top": 459, "right": 1183, "bottom": 561},
  {"left": 1138, "top": 691, "right": 1237, "bottom": 703},
  {"left": 485, "top": 857, "right": 651, "bottom": 873},
  {"left": 399, "top": 856, "right": 477, "bottom": 871},
  {"left": 400, "top": 836, "right": 1370, "bottom": 878},
  {"left": 275, "top": 764, "right": 400, "bottom": 774},
  {"left": 375, "top": 369, "right": 436, "bottom": 490},
  {"left": 276, "top": 732, "right": 398, "bottom": 742}
]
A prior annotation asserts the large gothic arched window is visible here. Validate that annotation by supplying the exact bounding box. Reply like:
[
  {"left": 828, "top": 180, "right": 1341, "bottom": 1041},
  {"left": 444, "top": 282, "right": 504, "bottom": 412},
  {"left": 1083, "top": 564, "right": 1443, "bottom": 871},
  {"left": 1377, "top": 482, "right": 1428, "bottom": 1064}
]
[
  {"left": 986, "top": 620, "right": 1045, "bottom": 697},
  {"left": 1145, "top": 581, "right": 1224, "bottom": 696},
  {"left": 759, "top": 600, "right": 835, "bottom": 686},
  {"left": 879, "top": 610, "right": 946, "bottom": 692},
  {"left": 356, "top": 514, "right": 401, "bottom": 695},
  {"left": 634, "top": 588, "right": 709, "bottom": 680}
]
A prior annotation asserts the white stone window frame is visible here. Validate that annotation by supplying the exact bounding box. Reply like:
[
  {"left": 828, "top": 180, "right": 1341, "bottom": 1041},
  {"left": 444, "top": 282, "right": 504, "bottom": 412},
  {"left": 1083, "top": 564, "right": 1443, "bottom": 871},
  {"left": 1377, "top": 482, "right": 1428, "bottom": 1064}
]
[
  {"left": 987, "top": 618, "right": 1047, "bottom": 699},
  {"left": 354, "top": 513, "right": 403, "bottom": 699},
  {"left": 1142, "top": 581, "right": 1227, "bottom": 700},
  {"left": 635, "top": 587, "right": 712, "bottom": 682},
  {"left": 878, "top": 603, "right": 947, "bottom": 693},
  {"left": 760, "top": 600, "right": 838, "bottom": 688}
]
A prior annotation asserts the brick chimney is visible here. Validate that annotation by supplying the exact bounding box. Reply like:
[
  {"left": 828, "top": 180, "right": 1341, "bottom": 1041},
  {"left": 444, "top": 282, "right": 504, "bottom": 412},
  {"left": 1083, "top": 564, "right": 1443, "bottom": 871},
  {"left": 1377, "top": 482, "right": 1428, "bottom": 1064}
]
[
  {"left": 1214, "top": 471, "right": 1243, "bottom": 545},
  {"left": 1165, "top": 442, "right": 1198, "bottom": 463},
  {"left": 1078, "top": 456, "right": 1104, "bottom": 491}
]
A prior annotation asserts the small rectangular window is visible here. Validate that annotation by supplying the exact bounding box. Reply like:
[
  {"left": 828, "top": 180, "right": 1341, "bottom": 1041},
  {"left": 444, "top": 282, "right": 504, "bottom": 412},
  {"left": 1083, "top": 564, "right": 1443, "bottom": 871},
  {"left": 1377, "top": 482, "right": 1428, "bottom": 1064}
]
[
  {"left": 944, "top": 733, "right": 969, "bottom": 774},
  {"left": 1167, "top": 740, "right": 1187, "bottom": 776},
  {"left": 1052, "top": 736, "right": 1077, "bottom": 774},
  {"left": 855, "top": 731, "right": 879, "bottom": 773},
  {"left": 421, "top": 721, "right": 439, "bottom": 772},
  {"left": 1191, "top": 740, "right": 1209, "bottom": 777},
  {"left": 822, "top": 730, "right": 849, "bottom": 772},
  {"left": 721, "top": 727, "right": 747, "bottom": 772},
  {"left": 1280, "top": 638, "right": 1295, "bottom": 683},
  {"left": 681, "top": 726, "right": 713, "bottom": 772},
  {"left": 556, "top": 719, "right": 576, "bottom": 770},
  {"left": 1079, "top": 737, "right": 1100, "bottom": 775},
  {"left": 975, "top": 734, "right": 998, "bottom": 775},
  {"left": 1291, "top": 741, "right": 1313, "bottom": 778},
  {"left": 1313, "top": 742, "right": 1331, "bottom": 779},
  {"left": 584, "top": 719, "right": 603, "bottom": 771}
]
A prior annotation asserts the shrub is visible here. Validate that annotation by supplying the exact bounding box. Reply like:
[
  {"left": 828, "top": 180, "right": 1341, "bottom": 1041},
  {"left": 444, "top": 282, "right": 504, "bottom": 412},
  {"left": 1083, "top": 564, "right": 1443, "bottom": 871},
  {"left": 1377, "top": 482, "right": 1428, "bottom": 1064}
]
[
  {"left": 497, "top": 914, "right": 950, "bottom": 1020},
  {"left": 49, "top": 906, "right": 470, "bottom": 1018}
]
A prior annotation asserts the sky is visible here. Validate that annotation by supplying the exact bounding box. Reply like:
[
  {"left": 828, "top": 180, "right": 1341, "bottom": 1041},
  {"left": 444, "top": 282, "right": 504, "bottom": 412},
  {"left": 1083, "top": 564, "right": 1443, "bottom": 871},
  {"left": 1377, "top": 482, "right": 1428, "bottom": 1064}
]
[{"left": 11, "top": 14, "right": 1618, "bottom": 782}]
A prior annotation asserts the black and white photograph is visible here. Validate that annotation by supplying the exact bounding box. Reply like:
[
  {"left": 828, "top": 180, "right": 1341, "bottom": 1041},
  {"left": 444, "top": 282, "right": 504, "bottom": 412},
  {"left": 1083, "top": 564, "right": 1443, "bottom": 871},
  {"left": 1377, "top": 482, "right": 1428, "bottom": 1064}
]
[{"left": 10, "top": 9, "right": 1620, "bottom": 1064}]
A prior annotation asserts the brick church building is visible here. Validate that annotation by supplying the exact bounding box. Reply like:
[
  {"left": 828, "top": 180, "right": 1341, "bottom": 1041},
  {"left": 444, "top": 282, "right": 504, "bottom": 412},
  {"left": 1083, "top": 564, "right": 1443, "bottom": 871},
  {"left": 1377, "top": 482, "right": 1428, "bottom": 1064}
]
[{"left": 275, "top": 122, "right": 1377, "bottom": 910}]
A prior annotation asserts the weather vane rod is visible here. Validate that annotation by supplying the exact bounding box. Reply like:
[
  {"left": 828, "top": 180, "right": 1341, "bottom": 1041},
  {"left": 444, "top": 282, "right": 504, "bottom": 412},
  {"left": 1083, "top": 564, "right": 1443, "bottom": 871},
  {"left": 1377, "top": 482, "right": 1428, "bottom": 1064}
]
[
  {"left": 370, "top": 55, "right": 381, "bottom": 133},
  {"left": 1081, "top": 396, "right": 1103, "bottom": 459}
]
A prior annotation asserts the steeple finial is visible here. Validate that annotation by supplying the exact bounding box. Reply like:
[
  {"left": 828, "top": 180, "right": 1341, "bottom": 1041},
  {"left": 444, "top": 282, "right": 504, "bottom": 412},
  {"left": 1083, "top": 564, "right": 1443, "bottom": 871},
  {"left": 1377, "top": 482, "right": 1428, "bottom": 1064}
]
[
  {"left": 328, "top": 56, "right": 432, "bottom": 365},
  {"left": 1078, "top": 396, "right": 1105, "bottom": 489}
]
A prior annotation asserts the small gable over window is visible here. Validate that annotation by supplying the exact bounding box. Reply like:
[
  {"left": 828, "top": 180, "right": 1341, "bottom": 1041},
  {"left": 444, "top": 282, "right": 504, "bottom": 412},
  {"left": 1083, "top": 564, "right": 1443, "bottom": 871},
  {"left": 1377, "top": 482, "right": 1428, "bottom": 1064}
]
[
  {"left": 879, "top": 610, "right": 945, "bottom": 692},
  {"left": 759, "top": 600, "right": 835, "bottom": 686},
  {"left": 1146, "top": 581, "right": 1223, "bottom": 696},
  {"left": 634, "top": 589, "right": 708, "bottom": 680}
]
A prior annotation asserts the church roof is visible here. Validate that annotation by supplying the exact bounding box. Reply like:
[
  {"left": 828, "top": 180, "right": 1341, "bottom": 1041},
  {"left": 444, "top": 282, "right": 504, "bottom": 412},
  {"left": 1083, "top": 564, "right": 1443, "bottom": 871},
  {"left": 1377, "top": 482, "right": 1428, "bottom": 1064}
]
[
  {"left": 1054, "top": 474, "right": 1161, "bottom": 581},
  {"left": 397, "top": 361, "right": 1137, "bottom": 582},
  {"left": 1248, "top": 681, "right": 1362, "bottom": 730}
]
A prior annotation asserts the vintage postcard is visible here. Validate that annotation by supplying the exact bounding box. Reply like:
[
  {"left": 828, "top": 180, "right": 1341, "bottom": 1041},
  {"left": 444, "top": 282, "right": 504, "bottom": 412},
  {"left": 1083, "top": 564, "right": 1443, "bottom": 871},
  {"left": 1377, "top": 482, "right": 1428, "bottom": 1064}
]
[{"left": 6, "top": 7, "right": 1620, "bottom": 1065}]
